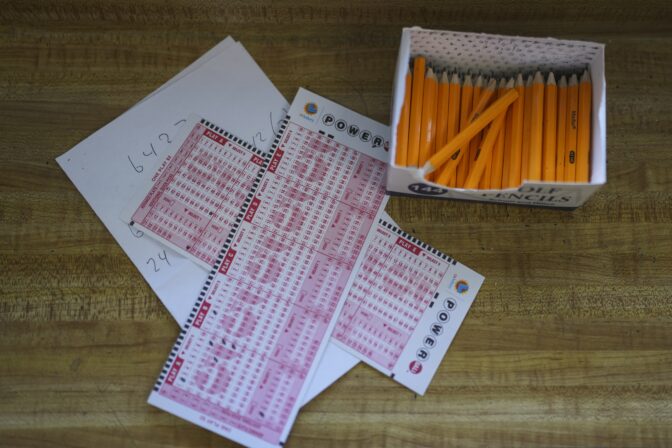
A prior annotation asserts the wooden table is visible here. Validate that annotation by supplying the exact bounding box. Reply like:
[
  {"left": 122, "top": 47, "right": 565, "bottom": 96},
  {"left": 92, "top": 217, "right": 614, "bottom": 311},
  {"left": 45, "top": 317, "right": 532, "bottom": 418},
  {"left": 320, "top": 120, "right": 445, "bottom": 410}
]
[{"left": 1, "top": 1, "right": 671, "bottom": 446}]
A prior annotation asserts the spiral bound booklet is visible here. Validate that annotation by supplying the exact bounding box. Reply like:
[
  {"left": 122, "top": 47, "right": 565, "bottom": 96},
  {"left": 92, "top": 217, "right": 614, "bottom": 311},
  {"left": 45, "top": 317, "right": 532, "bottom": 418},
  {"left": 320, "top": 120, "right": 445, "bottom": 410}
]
[{"left": 147, "top": 88, "right": 390, "bottom": 447}]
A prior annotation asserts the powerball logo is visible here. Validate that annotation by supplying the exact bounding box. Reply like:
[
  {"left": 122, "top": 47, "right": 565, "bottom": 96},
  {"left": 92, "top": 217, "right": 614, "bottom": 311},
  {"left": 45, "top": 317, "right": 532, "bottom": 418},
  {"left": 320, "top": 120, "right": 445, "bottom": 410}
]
[
  {"left": 455, "top": 280, "right": 469, "bottom": 294},
  {"left": 304, "top": 102, "right": 318, "bottom": 115},
  {"left": 300, "top": 102, "right": 319, "bottom": 122}
]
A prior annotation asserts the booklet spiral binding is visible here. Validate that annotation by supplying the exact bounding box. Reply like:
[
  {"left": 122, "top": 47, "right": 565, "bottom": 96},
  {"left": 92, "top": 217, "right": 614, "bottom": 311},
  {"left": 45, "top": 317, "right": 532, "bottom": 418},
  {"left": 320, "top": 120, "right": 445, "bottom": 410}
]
[{"left": 153, "top": 115, "right": 291, "bottom": 392}]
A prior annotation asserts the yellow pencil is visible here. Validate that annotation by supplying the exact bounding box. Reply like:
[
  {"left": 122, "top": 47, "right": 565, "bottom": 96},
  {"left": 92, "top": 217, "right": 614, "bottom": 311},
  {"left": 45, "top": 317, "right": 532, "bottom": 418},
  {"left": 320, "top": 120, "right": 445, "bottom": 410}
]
[
  {"left": 521, "top": 74, "right": 533, "bottom": 182},
  {"left": 479, "top": 78, "right": 498, "bottom": 188},
  {"left": 491, "top": 78, "right": 513, "bottom": 189},
  {"left": 565, "top": 73, "right": 579, "bottom": 182},
  {"left": 470, "top": 74, "right": 484, "bottom": 180},
  {"left": 485, "top": 78, "right": 507, "bottom": 189},
  {"left": 435, "top": 78, "right": 496, "bottom": 186},
  {"left": 419, "top": 68, "right": 438, "bottom": 171},
  {"left": 501, "top": 77, "right": 515, "bottom": 188},
  {"left": 542, "top": 72, "right": 557, "bottom": 181},
  {"left": 463, "top": 111, "right": 508, "bottom": 189},
  {"left": 506, "top": 73, "right": 525, "bottom": 188},
  {"left": 469, "top": 78, "right": 497, "bottom": 122},
  {"left": 407, "top": 56, "right": 425, "bottom": 167},
  {"left": 528, "top": 71, "right": 545, "bottom": 181},
  {"left": 395, "top": 67, "right": 412, "bottom": 166},
  {"left": 423, "top": 89, "right": 519, "bottom": 175},
  {"left": 433, "top": 71, "right": 450, "bottom": 182},
  {"left": 555, "top": 75, "right": 568, "bottom": 181},
  {"left": 436, "top": 73, "right": 462, "bottom": 186},
  {"left": 455, "top": 74, "right": 473, "bottom": 186},
  {"left": 576, "top": 69, "right": 592, "bottom": 182}
]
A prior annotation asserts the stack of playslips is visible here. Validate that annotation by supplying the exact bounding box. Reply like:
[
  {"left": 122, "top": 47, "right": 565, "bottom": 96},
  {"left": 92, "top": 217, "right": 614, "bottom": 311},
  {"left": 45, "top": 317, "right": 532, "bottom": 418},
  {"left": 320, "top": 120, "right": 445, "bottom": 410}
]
[{"left": 58, "top": 38, "right": 483, "bottom": 448}]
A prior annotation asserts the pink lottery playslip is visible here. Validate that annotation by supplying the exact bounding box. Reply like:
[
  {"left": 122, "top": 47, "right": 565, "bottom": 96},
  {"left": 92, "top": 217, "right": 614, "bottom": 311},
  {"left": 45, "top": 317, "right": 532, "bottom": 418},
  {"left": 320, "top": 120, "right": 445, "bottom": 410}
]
[
  {"left": 127, "top": 117, "right": 266, "bottom": 269},
  {"left": 148, "top": 88, "right": 390, "bottom": 447},
  {"left": 333, "top": 218, "right": 484, "bottom": 395}
]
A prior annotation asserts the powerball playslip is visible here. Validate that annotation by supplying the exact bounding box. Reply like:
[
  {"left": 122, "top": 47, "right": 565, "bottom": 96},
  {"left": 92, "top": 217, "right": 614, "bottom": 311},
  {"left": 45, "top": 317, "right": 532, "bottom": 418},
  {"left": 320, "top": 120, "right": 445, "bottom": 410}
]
[
  {"left": 146, "top": 88, "right": 390, "bottom": 447},
  {"left": 135, "top": 88, "right": 484, "bottom": 446}
]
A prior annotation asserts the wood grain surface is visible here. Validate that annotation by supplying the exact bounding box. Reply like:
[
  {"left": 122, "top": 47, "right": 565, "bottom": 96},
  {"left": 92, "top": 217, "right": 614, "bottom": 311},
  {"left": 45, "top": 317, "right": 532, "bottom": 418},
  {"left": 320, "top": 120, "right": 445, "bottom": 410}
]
[{"left": 1, "top": 1, "right": 671, "bottom": 446}]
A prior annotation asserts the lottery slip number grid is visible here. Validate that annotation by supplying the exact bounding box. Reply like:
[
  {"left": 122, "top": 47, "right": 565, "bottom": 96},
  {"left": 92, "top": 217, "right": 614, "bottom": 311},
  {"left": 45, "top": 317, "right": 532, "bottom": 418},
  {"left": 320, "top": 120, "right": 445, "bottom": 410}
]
[
  {"left": 333, "top": 220, "right": 458, "bottom": 371},
  {"left": 129, "top": 121, "right": 266, "bottom": 268},
  {"left": 149, "top": 117, "right": 387, "bottom": 446}
]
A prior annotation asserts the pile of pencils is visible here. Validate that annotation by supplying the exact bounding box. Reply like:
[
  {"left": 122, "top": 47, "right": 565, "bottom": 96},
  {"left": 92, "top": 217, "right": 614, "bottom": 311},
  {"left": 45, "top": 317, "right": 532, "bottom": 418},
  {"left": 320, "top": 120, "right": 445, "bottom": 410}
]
[{"left": 395, "top": 57, "right": 592, "bottom": 189}]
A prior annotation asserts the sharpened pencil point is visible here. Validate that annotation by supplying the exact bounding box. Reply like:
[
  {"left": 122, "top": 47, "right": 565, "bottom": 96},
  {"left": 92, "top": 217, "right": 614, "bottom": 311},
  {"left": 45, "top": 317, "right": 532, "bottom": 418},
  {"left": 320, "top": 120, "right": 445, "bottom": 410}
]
[
  {"left": 475, "top": 74, "right": 484, "bottom": 88},
  {"left": 526, "top": 74, "right": 533, "bottom": 87},
  {"left": 559, "top": 74, "right": 567, "bottom": 88},
  {"left": 569, "top": 73, "right": 578, "bottom": 86},
  {"left": 533, "top": 71, "right": 544, "bottom": 84},
  {"left": 547, "top": 72, "right": 556, "bottom": 85},
  {"left": 581, "top": 69, "right": 591, "bottom": 83}
]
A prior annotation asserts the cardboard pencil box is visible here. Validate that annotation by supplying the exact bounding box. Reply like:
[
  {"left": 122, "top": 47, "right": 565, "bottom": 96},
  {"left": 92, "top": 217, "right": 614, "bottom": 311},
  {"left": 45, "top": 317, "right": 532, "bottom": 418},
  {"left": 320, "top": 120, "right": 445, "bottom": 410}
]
[{"left": 387, "top": 27, "right": 606, "bottom": 209}]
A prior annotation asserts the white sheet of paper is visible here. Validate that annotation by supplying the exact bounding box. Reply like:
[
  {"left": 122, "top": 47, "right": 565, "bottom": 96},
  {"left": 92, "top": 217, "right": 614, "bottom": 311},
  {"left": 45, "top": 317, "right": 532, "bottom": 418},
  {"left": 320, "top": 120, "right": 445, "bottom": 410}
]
[
  {"left": 56, "top": 40, "right": 359, "bottom": 405},
  {"left": 134, "top": 37, "right": 236, "bottom": 110},
  {"left": 57, "top": 41, "right": 287, "bottom": 320}
]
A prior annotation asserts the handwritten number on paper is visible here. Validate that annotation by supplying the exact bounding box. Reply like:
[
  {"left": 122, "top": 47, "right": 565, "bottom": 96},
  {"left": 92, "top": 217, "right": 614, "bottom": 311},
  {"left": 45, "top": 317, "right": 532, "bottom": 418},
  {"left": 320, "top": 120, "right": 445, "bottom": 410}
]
[
  {"left": 128, "top": 223, "right": 144, "bottom": 238},
  {"left": 270, "top": 108, "right": 289, "bottom": 135},
  {"left": 147, "top": 250, "right": 171, "bottom": 273},
  {"left": 253, "top": 108, "right": 288, "bottom": 149},
  {"left": 128, "top": 117, "right": 188, "bottom": 174},
  {"left": 128, "top": 156, "right": 144, "bottom": 173},
  {"left": 251, "top": 131, "right": 266, "bottom": 150},
  {"left": 143, "top": 142, "right": 158, "bottom": 157},
  {"left": 158, "top": 249, "right": 171, "bottom": 266},
  {"left": 147, "top": 257, "right": 159, "bottom": 272}
]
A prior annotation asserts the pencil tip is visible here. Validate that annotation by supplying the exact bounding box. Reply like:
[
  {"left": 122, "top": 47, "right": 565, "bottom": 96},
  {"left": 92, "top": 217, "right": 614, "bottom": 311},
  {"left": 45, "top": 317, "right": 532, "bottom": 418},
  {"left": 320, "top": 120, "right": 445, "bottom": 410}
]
[
  {"left": 559, "top": 75, "right": 567, "bottom": 87},
  {"left": 475, "top": 74, "right": 484, "bottom": 87},
  {"left": 526, "top": 74, "right": 533, "bottom": 86},
  {"left": 451, "top": 72, "right": 460, "bottom": 84},
  {"left": 581, "top": 69, "right": 591, "bottom": 83},
  {"left": 506, "top": 77, "right": 514, "bottom": 89},
  {"left": 464, "top": 74, "right": 473, "bottom": 85},
  {"left": 515, "top": 73, "right": 524, "bottom": 86},
  {"left": 547, "top": 72, "right": 556, "bottom": 85},
  {"left": 533, "top": 71, "right": 544, "bottom": 84},
  {"left": 569, "top": 73, "right": 578, "bottom": 85}
]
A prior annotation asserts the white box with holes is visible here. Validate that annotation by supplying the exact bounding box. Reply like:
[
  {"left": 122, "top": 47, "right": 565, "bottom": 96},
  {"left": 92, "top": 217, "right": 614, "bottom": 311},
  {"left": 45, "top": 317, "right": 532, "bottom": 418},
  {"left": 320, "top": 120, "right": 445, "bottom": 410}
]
[{"left": 387, "top": 27, "right": 606, "bottom": 209}]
